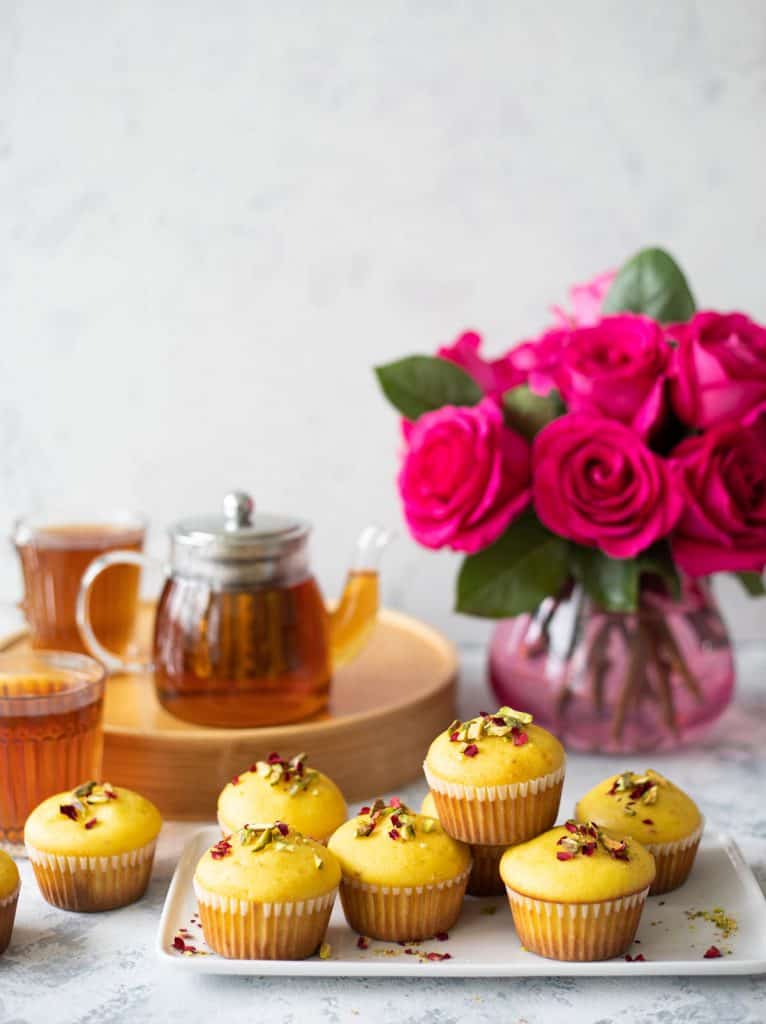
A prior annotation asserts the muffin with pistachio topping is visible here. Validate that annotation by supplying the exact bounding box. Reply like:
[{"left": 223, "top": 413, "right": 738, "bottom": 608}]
[
  {"left": 421, "top": 791, "right": 505, "bottom": 897},
  {"left": 424, "top": 707, "right": 565, "bottom": 847},
  {"left": 0, "top": 850, "right": 20, "bottom": 955},
  {"left": 24, "top": 781, "right": 161, "bottom": 911},
  {"left": 500, "top": 821, "right": 656, "bottom": 961},
  {"left": 328, "top": 797, "right": 471, "bottom": 941},
  {"left": 575, "top": 769, "right": 703, "bottom": 894},
  {"left": 217, "top": 752, "right": 347, "bottom": 844},
  {"left": 194, "top": 822, "right": 340, "bottom": 959}
]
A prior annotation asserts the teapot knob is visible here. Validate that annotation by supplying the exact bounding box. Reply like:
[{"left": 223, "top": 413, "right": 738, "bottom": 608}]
[{"left": 223, "top": 490, "right": 254, "bottom": 530}]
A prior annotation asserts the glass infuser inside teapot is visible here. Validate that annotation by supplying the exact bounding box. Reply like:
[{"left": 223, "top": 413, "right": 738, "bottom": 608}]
[{"left": 76, "top": 491, "right": 389, "bottom": 728}]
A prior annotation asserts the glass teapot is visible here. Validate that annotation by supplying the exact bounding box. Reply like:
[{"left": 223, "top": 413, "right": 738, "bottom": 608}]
[{"left": 76, "top": 491, "right": 389, "bottom": 728}]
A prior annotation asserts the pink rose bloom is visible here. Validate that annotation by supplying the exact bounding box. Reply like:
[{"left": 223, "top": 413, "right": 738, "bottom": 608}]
[
  {"left": 437, "top": 330, "right": 523, "bottom": 395},
  {"left": 508, "top": 328, "right": 567, "bottom": 396},
  {"left": 551, "top": 269, "right": 616, "bottom": 328},
  {"left": 556, "top": 314, "right": 671, "bottom": 437},
  {"left": 669, "top": 311, "right": 766, "bottom": 429},
  {"left": 533, "top": 414, "right": 684, "bottom": 559},
  {"left": 399, "top": 397, "right": 531, "bottom": 553},
  {"left": 669, "top": 418, "right": 766, "bottom": 575}
]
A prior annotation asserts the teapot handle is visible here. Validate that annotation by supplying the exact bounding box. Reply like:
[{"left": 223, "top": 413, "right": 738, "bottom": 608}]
[{"left": 76, "top": 549, "right": 167, "bottom": 674}]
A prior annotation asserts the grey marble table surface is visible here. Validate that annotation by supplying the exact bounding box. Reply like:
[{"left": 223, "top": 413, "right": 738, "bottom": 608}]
[{"left": 2, "top": 646, "right": 766, "bottom": 1024}]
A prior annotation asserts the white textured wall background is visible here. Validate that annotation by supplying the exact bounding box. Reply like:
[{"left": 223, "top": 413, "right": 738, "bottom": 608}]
[{"left": 2, "top": 0, "right": 765, "bottom": 645}]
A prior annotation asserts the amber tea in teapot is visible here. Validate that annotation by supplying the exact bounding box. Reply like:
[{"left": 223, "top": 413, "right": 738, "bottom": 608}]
[{"left": 77, "top": 492, "right": 388, "bottom": 728}]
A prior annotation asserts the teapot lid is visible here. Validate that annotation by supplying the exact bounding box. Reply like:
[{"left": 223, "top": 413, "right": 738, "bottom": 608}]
[{"left": 170, "top": 491, "right": 309, "bottom": 580}]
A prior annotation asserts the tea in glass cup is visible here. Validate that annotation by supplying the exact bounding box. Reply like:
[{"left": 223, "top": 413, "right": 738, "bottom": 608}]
[
  {"left": 0, "top": 651, "right": 105, "bottom": 850},
  {"left": 13, "top": 517, "right": 145, "bottom": 654}
]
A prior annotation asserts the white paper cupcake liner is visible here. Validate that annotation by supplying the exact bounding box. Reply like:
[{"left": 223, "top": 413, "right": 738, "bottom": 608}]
[
  {"left": 644, "top": 821, "right": 703, "bottom": 894},
  {"left": 0, "top": 883, "right": 20, "bottom": 908},
  {"left": 26, "top": 838, "right": 157, "bottom": 873},
  {"left": 506, "top": 885, "right": 650, "bottom": 961},
  {"left": 339, "top": 866, "right": 471, "bottom": 942},
  {"left": 194, "top": 880, "right": 337, "bottom": 959},
  {"left": 193, "top": 879, "right": 337, "bottom": 917},
  {"left": 643, "top": 821, "right": 703, "bottom": 857},
  {"left": 26, "top": 837, "right": 157, "bottom": 911},
  {"left": 424, "top": 763, "right": 565, "bottom": 802},
  {"left": 424, "top": 762, "right": 565, "bottom": 844}
]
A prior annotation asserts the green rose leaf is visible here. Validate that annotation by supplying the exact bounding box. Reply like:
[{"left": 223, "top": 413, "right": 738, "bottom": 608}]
[
  {"left": 571, "top": 542, "right": 682, "bottom": 613},
  {"left": 571, "top": 548, "right": 640, "bottom": 613},
  {"left": 374, "top": 356, "right": 482, "bottom": 419},
  {"left": 456, "top": 513, "right": 570, "bottom": 618},
  {"left": 502, "top": 385, "right": 563, "bottom": 440},
  {"left": 733, "top": 571, "right": 766, "bottom": 597},
  {"left": 603, "top": 247, "right": 696, "bottom": 324}
]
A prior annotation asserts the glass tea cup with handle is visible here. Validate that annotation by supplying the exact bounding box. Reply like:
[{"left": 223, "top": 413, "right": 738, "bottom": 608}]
[
  {"left": 77, "top": 490, "right": 390, "bottom": 728},
  {"left": 12, "top": 514, "right": 146, "bottom": 655}
]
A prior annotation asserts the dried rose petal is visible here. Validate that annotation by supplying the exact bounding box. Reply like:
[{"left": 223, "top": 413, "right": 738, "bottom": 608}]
[
  {"left": 359, "top": 806, "right": 371, "bottom": 815},
  {"left": 59, "top": 804, "right": 79, "bottom": 822},
  {"left": 449, "top": 731, "right": 460, "bottom": 742},
  {"left": 463, "top": 744, "right": 479, "bottom": 758},
  {"left": 582, "top": 843, "right": 595, "bottom": 856},
  {"left": 425, "top": 952, "right": 452, "bottom": 961},
  {"left": 513, "top": 731, "right": 529, "bottom": 747},
  {"left": 479, "top": 710, "right": 488, "bottom": 717},
  {"left": 704, "top": 946, "right": 723, "bottom": 959},
  {"left": 267, "top": 751, "right": 282, "bottom": 764},
  {"left": 231, "top": 775, "right": 241, "bottom": 786},
  {"left": 389, "top": 797, "right": 402, "bottom": 808},
  {"left": 173, "top": 936, "right": 186, "bottom": 951},
  {"left": 435, "top": 931, "right": 449, "bottom": 941},
  {"left": 356, "top": 936, "right": 369, "bottom": 950},
  {"left": 556, "top": 851, "right": 574, "bottom": 861},
  {"left": 642, "top": 818, "right": 654, "bottom": 825},
  {"left": 388, "top": 828, "right": 400, "bottom": 840},
  {"left": 84, "top": 818, "right": 98, "bottom": 830},
  {"left": 564, "top": 821, "right": 578, "bottom": 833},
  {"left": 276, "top": 822, "right": 289, "bottom": 837}
]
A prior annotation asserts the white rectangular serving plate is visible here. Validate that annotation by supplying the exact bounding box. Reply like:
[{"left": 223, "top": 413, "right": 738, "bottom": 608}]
[{"left": 157, "top": 827, "right": 766, "bottom": 977}]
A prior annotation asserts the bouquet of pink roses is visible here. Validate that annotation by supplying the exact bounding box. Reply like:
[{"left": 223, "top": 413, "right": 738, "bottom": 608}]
[
  {"left": 375, "top": 247, "right": 766, "bottom": 749},
  {"left": 376, "top": 246, "right": 766, "bottom": 614}
]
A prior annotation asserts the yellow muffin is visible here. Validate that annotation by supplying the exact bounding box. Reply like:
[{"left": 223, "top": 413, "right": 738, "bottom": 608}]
[
  {"left": 24, "top": 782, "right": 162, "bottom": 911},
  {"left": 421, "top": 791, "right": 505, "bottom": 897},
  {"left": 423, "top": 707, "right": 565, "bottom": 845},
  {"left": 0, "top": 850, "right": 20, "bottom": 955},
  {"left": 328, "top": 797, "right": 471, "bottom": 941},
  {"left": 217, "top": 752, "right": 346, "bottom": 843},
  {"left": 194, "top": 822, "right": 340, "bottom": 959},
  {"left": 500, "top": 822, "right": 655, "bottom": 961},
  {"left": 575, "top": 769, "right": 703, "bottom": 894}
]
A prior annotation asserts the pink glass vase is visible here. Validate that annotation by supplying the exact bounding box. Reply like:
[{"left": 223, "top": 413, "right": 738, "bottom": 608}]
[{"left": 488, "top": 578, "right": 734, "bottom": 754}]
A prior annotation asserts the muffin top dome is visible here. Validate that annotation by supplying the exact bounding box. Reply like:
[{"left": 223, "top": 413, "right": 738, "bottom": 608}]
[
  {"left": 425, "top": 708, "right": 565, "bottom": 788},
  {"left": 217, "top": 752, "right": 347, "bottom": 843},
  {"left": 420, "top": 792, "right": 438, "bottom": 818},
  {"left": 327, "top": 797, "right": 471, "bottom": 889},
  {"left": 0, "top": 850, "right": 19, "bottom": 900},
  {"left": 500, "top": 821, "right": 655, "bottom": 903},
  {"left": 194, "top": 822, "right": 340, "bottom": 903},
  {"left": 24, "top": 782, "right": 162, "bottom": 858},
  {"left": 575, "top": 770, "right": 702, "bottom": 846}
]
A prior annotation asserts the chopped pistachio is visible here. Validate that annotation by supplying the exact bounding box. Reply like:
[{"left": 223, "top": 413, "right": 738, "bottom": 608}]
[{"left": 319, "top": 942, "right": 332, "bottom": 960}]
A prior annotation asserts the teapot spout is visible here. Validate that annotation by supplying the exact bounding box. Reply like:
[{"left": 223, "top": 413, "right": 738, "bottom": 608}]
[{"left": 329, "top": 525, "right": 392, "bottom": 671}]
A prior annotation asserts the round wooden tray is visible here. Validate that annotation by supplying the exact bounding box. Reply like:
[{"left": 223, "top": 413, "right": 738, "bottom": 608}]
[{"left": 1, "top": 606, "right": 457, "bottom": 817}]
